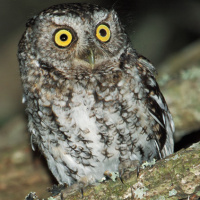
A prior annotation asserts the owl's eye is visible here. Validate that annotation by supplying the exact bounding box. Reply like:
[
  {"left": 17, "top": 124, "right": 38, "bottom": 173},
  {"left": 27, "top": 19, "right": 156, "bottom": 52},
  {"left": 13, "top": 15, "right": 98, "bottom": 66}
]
[
  {"left": 54, "top": 29, "right": 73, "bottom": 47},
  {"left": 96, "top": 24, "right": 111, "bottom": 42}
]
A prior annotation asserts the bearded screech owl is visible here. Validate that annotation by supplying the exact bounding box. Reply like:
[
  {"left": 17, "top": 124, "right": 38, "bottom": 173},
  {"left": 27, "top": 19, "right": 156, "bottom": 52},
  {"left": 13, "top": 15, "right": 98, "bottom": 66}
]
[{"left": 18, "top": 3, "right": 174, "bottom": 189}]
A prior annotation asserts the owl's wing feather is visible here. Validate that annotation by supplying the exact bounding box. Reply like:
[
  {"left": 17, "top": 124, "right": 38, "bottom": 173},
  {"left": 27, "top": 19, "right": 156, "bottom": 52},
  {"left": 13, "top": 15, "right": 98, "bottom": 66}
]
[
  {"left": 149, "top": 92, "right": 175, "bottom": 157},
  {"left": 138, "top": 57, "right": 175, "bottom": 158},
  {"left": 30, "top": 133, "right": 36, "bottom": 151}
]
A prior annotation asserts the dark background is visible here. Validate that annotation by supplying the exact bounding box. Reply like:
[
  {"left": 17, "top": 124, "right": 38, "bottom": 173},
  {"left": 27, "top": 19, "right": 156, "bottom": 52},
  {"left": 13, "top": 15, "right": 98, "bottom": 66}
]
[{"left": 0, "top": 0, "right": 200, "bottom": 199}]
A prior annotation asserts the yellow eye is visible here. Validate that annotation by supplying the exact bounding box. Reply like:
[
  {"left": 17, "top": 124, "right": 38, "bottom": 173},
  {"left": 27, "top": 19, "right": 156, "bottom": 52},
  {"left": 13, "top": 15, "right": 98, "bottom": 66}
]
[
  {"left": 54, "top": 29, "right": 73, "bottom": 47},
  {"left": 96, "top": 24, "right": 111, "bottom": 42}
]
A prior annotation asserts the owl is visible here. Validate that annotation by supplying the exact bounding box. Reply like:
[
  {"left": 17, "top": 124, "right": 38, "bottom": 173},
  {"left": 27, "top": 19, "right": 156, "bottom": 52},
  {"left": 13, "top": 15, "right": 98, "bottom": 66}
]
[{"left": 18, "top": 3, "right": 174, "bottom": 190}]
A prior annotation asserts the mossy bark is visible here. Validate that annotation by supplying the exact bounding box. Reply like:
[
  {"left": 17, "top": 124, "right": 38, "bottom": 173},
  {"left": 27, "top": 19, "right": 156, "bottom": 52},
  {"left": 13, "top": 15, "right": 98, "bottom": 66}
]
[{"left": 48, "top": 142, "right": 200, "bottom": 200}]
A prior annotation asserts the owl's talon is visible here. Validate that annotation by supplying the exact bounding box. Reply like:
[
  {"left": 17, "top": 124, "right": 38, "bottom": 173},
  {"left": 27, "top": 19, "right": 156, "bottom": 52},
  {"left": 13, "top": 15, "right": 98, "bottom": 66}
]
[
  {"left": 118, "top": 159, "right": 140, "bottom": 180},
  {"left": 137, "top": 165, "right": 140, "bottom": 177},
  {"left": 48, "top": 184, "right": 66, "bottom": 196},
  {"left": 80, "top": 188, "right": 84, "bottom": 198},
  {"left": 58, "top": 175, "right": 96, "bottom": 198},
  {"left": 55, "top": 183, "right": 81, "bottom": 198},
  {"left": 60, "top": 192, "right": 64, "bottom": 200},
  {"left": 119, "top": 176, "right": 124, "bottom": 184}
]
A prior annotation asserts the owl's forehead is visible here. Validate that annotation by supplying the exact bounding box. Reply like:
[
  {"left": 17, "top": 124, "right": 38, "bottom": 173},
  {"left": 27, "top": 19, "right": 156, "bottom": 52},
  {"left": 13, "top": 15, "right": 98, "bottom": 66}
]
[{"left": 39, "top": 3, "right": 111, "bottom": 26}]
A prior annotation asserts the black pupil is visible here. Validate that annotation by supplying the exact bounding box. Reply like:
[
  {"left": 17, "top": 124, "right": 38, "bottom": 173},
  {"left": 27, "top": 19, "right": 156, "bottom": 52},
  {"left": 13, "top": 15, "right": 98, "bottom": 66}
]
[
  {"left": 99, "top": 29, "right": 107, "bottom": 37},
  {"left": 60, "top": 34, "right": 68, "bottom": 41}
]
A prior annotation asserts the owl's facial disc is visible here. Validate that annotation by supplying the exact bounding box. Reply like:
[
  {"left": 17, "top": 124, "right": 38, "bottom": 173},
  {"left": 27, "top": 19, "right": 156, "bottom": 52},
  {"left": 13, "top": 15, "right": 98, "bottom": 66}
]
[
  {"left": 75, "top": 24, "right": 112, "bottom": 70},
  {"left": 52, "top": 27, "right": 96, "bottom": 69}
]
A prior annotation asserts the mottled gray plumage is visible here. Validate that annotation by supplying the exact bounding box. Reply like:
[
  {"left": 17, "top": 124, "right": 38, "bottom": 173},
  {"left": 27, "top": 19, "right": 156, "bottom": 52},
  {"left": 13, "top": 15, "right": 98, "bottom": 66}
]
[{"left": 18, "top": 3, "right": 174, "bottom": 187}]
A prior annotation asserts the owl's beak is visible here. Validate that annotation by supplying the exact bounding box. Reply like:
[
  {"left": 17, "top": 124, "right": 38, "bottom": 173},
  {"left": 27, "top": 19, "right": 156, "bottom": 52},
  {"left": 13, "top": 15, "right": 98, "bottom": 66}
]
[{"left": 85, "top": 49, "right": 95, "bottom": 69}]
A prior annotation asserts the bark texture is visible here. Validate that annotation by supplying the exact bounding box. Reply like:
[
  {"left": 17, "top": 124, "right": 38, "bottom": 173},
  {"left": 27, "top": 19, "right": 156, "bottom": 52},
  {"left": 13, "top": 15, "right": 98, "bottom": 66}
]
[{"left": 41, "top": 142, "right": 200, "bottom": 200}]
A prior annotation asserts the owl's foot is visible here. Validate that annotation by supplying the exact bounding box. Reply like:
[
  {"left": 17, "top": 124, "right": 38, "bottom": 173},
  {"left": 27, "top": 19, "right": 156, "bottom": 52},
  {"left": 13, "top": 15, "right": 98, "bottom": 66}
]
[
  {"left": 54, "top": 175, "right": 97, "bottom": 199},
  {"left": 118, "top": 159, "right": 140, "bottom": 181},
  {"left": 67, "top": 175, "right": 96, "bottom": 195},
  {"left": 48, "top": 184, "right": 66, "bottom": 196}
]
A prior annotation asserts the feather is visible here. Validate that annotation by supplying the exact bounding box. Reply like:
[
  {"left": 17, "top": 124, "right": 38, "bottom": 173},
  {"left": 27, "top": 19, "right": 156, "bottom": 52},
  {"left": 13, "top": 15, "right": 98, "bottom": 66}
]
[{"left": 139, "top": 57, "right": 175, "bottom": 157}]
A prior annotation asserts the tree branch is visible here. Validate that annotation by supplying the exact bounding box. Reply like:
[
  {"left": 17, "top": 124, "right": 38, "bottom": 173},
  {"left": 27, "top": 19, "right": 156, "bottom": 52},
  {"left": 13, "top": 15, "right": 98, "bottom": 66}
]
[{"left": 45, "top": 142, "right": 200, "bottom": 200}]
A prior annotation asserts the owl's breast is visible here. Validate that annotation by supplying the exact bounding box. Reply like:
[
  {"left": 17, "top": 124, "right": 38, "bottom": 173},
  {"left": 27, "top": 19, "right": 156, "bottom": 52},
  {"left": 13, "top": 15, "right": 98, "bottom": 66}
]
[
  {"left": 27, "top": 70, "right": 158, "bottom": 184},
  {"left": 40, "top": 82, "right": 121, "bottom": 179}
]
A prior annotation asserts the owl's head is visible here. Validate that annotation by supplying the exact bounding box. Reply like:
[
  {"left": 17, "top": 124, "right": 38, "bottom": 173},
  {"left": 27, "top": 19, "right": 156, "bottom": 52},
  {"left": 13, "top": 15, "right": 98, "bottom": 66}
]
[{"left": 18, "top": 3, "right": 129, "bottom": 79}]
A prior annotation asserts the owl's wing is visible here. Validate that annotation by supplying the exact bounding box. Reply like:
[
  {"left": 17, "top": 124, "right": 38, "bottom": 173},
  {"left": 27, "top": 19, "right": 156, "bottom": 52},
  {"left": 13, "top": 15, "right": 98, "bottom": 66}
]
[{"left": 138, "top": 57, "right": 175, "bottom": 158}]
